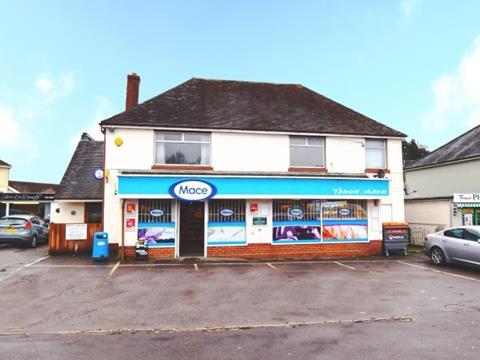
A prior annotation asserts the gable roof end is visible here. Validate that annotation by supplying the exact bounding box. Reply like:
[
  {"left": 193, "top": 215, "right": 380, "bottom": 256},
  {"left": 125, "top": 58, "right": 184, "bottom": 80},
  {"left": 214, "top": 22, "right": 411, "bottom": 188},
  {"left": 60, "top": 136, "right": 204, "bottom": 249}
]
[{"left": 56, "top": 135, "right": 104, "bottom": 200}]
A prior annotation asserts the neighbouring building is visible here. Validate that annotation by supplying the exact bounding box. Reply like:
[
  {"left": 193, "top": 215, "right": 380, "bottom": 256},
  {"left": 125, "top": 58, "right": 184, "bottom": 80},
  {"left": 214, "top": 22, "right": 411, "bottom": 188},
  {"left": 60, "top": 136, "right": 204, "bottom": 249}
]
[
  {"left": 97, "top": 74, "right": 406, "bottom": 260},
  {"left": 0, "top": 159, "right": 57, "bottom": 219},
  {"left": 51, "top": 133, "right": 104, "bottom": 225},
  {"left": 404, "top": 125, "right": 480, "bottom": 244}
]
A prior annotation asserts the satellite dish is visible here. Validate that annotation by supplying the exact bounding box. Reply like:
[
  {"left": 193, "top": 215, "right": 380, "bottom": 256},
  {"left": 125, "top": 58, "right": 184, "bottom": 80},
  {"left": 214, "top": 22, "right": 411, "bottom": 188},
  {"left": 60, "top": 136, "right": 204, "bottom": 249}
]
[{"left": 377, "top": 169, "right": 385, "bottom": 178}]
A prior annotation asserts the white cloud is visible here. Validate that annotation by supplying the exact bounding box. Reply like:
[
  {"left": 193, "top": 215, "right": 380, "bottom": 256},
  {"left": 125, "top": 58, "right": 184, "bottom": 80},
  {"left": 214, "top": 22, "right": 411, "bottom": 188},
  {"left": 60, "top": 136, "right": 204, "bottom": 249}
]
[
  {"left": 422, "top": 35, "right": 480, "bottom": 131},
  {"left": 35, "top": 77, "right": 52, "bottom": 93},
  {"left": 0, "top": 106, "right": 22, "bottom": 147},
  {"left": 399, "top": 0, "right": 421, "bottom": 18},
  {"left": 0, "top": 105, "right": 38, "bottom": 161},
  {"left": 35, "top": 72, "right": 75, "bottom": 103}
]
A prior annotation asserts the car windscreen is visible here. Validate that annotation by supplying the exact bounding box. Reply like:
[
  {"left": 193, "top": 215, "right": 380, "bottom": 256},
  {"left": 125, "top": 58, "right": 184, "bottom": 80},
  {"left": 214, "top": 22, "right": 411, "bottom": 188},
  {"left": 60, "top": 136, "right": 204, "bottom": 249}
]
[{"left": 0, "top": 218, "right": 27, "bottom": 226}]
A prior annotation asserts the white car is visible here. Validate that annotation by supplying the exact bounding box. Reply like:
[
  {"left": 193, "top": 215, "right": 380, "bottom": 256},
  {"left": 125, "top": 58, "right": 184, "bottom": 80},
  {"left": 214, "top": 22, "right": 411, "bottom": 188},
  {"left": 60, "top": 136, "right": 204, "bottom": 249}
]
[{"left": 424, "top": 226, "right": 480, "bottom": 267}]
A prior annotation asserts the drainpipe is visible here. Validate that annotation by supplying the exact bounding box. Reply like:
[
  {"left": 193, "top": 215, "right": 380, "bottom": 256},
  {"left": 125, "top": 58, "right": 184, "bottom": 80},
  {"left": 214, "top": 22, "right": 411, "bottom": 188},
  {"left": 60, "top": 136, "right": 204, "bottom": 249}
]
[{"left": 121, "top": 199, "right": 126, "bottom": 262}]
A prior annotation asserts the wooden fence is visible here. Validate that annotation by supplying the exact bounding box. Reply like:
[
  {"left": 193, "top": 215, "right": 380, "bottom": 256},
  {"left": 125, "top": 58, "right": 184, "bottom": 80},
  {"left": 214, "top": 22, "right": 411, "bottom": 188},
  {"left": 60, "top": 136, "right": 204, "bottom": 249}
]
[{"left": 49, "top": 223, "right": 102, "bottom": 255}]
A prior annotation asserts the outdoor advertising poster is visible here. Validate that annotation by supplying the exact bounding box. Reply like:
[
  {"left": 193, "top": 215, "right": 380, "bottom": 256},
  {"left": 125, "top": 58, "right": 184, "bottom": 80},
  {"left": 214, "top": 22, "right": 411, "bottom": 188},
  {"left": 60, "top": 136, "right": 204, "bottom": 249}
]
[{"left": 138, "top": 225, "right": 175, "bottom": 247}]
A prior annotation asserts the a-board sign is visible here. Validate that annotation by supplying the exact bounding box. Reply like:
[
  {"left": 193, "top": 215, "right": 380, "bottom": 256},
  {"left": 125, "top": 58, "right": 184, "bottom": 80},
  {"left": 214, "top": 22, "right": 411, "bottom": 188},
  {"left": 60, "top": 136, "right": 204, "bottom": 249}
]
[
  {"left": 252, "top": 217, "right": 267, "bottom": 225},
  {"left": 65, "top": 224, "right": 87, "bottom": 240}
]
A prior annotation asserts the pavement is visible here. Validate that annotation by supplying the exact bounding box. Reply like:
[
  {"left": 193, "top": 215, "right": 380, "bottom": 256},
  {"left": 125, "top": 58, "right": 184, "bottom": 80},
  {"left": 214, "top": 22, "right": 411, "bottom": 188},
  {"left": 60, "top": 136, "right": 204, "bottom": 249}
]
[{"left": 1, "top": 243, "right": 480, "bottom": 359}]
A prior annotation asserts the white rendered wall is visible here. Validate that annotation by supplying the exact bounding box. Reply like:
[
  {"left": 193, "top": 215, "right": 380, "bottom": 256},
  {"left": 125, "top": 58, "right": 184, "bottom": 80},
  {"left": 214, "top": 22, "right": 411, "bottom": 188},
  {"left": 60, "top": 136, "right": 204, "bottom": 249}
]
[
  {"left": 0, "top": 167, "right": 9, "bottom": 192},
  {"left": 245, "top": 200, "right": 272, "bottom": 244},
  {"left": 405, "top": 159, "right": 480, "bottom": 199},
  {"left": 104, "top": 169, "right": 122, "bottom": 244},
  {"left": 50, "top": 202, "right": 85, "bottom": 223},
  {"left": 103, "top": 128, "right": 406, "bottom": 243},
  {"left": 325, "top": 137, "right": 365, "bottom": 173},
  {"left": 212, "top": 132, "right": 289, "bottom": 171},
  {"left": 405, "top": 200, "right": 452, "bottom": 227},
  {"left": 105, "top": 129, "right": 154, "bottom": 170}
]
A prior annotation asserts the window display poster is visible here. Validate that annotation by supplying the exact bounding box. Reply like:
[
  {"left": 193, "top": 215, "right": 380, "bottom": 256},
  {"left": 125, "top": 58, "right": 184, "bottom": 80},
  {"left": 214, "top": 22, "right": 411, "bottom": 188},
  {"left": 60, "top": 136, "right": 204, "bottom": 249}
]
[
  {"left": 138, "top": 225, "right": 175, "bottom": 247},
  {"left": 273, "top": 225, "right": 321, "bottom": 242},
  {"left": 322, "top": 224, "right": 368, "bottom": 241},
  {"left": 207, "top": 225, "right": 246, "bottom": 245},
  {"left": 126, "top": 202, "right": 137, "bottom": 215},
  {"left": 126, "top": 218, "right": 136, "bottom": 232}
]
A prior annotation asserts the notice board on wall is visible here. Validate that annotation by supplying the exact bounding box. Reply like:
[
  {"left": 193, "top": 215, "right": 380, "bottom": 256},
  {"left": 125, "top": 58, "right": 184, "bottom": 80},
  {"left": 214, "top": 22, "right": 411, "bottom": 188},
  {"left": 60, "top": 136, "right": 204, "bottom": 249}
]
[{"left": 65, "top": 224, "right": 87, "bottom": 240}]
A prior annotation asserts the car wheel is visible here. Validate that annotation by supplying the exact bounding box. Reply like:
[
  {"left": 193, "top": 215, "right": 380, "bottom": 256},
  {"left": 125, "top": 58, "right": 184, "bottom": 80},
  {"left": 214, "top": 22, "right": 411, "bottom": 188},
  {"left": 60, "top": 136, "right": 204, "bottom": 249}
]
[
  {"left": 430, "top": 247, "right": 445, "bottom": 265},
  {"left": 29, "top": 235, "right": 38, "bottom": 249}
]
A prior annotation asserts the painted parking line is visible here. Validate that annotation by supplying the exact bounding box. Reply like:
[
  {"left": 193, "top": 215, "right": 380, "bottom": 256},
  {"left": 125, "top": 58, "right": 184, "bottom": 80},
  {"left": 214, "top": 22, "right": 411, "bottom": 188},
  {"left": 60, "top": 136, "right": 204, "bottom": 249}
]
[
  {"left": 334, "top": 261, "right": 356, "bottom": 270},
  {"left": 107, "top": 261, "right": 121, "bottom": 278},
  {"left": 266, "top": 262, "right": 278, "bottom": 271},
  {"left": 194, "top": 263, "right": 199, "bottom": 271},
  {"left": 0, "top": 315, "right": 413, "bottom": 337},
  {"left": 397, "top": 260, "right": 480, "bottom": 283},
  {"left": 0, "top": 255, "right": 50, "bottom": 283}
]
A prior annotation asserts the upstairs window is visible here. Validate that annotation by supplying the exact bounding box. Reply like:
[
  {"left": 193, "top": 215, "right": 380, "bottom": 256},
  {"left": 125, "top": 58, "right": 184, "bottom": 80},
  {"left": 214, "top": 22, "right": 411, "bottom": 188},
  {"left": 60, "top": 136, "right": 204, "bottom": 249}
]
[
  {"left": 155, "top": 132, "right": 210, "bottom": 165},
  {"left": 290, "top": 136, "right": 325, "bottom": 167},
  {"left": 365, "top": 139, "right": 386, "bottom": 169}
]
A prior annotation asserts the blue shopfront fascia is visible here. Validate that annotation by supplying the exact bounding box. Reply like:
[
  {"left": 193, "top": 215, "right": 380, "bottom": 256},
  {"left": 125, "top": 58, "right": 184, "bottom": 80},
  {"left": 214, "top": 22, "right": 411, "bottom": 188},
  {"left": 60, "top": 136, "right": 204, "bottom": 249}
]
[{"left": 117, "top": 175, "right": 389, "bottom": 199}]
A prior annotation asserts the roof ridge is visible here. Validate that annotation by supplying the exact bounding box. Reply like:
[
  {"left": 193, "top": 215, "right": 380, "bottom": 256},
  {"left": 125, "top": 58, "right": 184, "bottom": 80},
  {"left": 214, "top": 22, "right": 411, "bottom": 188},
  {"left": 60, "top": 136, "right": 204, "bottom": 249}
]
[
  {"left": 10, "top": 180, "right": 58, "bottom": 186},
  {"left": 407, "top": 124, "right": 480, "bottom": 169},
  {"left": 190, "top": 77, "right": 303, "bottom": 87}
]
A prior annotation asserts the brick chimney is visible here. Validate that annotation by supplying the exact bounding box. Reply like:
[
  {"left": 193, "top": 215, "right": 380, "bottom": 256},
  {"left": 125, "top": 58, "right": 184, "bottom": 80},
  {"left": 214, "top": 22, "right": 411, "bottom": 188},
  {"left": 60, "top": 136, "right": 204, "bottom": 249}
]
[{"left": 125, "top": 73, "right": 140, "bottom": 111}]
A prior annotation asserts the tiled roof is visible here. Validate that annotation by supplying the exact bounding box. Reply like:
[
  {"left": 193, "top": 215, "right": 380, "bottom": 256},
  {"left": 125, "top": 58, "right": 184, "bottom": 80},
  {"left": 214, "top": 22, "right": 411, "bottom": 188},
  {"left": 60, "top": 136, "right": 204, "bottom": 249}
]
[
  {"left": 406, "top": 125, "right": 480, "bottom": 170},
  {"left": 101, "top": 78, "right": 405, "bottom": 138},
  {"left": 9, "top": 181, "right": 58, "bottom": 194},
  {"left": 56, "top": 137, "right": 104, "bottom": 200}
]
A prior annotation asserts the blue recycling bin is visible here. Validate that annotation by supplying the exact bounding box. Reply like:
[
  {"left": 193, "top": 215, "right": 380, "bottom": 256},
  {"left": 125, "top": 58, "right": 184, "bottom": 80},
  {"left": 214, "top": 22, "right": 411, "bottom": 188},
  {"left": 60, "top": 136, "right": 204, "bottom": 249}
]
[{"left": 92, "top": 232, "right": 109, "bottom": 260}]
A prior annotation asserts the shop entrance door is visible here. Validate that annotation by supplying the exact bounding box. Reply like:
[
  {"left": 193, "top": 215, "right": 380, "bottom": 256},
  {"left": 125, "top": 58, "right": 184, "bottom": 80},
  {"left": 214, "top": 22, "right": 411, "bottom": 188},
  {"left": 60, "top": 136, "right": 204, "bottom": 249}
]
[{"left": 179, "top": 201, "right": 205, "bottom": 257}]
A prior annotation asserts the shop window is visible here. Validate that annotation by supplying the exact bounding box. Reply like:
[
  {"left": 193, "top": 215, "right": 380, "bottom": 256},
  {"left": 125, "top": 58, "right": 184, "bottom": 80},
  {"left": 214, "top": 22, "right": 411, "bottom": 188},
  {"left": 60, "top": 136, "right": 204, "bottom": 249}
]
[
  {"left": 289, "top": 136, "right": 325, "bottom": 167},
  {"left": 207, "top": 199, "right": 246, "bottom": 245},
  {"left": 272, "top": 200, "right": 322, "bottom": 243},
  {"left": 138, "top": 199, "right": 173, "bottom": 223},
  {"left": 273, "top": 200, "right": 322, "bottom": 222},
  {"left": 321, "top": 200, "right": 367, "bottom": 220},
  {"left": 138, "top": 199, "right": 175, "bottom": 247},
  {"left": 272, "top": 200, "right": 368, "bottom": 244},
  {"left": 208, "top": 199, "right": 246, "bottom": 223},
  {"left": 85, "top": 202, "right": 102, "bottom": 223},
  {"left": 365, "top": 139, "right": 386, "bottom": 169},
  {"left": 322, "top": 200, "right": 368, "bottom": 242},
  {"left": 155, "top": 131, "right": 210, "bottom": 165}
]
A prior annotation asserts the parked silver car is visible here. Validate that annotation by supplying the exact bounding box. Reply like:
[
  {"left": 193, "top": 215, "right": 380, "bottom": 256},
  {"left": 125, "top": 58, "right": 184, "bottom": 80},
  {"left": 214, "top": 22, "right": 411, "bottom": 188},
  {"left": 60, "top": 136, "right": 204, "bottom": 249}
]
[
  {"left": 424, "top": 226, "right": 480, "bottom": 267},
  {"left": 0, "top": 215, "right": 49, "bottom": 248}
]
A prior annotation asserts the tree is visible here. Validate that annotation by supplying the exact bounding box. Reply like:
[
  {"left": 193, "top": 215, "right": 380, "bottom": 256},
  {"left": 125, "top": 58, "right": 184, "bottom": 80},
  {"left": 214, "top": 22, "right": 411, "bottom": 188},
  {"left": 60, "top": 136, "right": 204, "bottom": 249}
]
[{"left": 402, "top": 138, "right": 429, "bottom": 164}]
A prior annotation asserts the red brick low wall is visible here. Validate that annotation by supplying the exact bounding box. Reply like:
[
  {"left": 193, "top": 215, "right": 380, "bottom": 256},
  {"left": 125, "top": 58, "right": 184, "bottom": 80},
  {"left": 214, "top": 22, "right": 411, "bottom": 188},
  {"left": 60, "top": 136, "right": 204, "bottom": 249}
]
[
  {"left": 120, "top": 246, "right": 175, "bottom": 259},
  {"left": 207, "top": 241, "right": 382, "bottom": 260},
  {"left": 119, "top": 241, "right": 382, "bottom": 260}
]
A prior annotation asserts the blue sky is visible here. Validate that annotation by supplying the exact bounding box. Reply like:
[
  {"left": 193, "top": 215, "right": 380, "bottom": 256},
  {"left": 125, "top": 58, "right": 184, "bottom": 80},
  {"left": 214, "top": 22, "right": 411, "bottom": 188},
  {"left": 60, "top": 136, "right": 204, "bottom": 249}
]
[{"left": 1, "top": 0, "right": 480, "bottom": 183}]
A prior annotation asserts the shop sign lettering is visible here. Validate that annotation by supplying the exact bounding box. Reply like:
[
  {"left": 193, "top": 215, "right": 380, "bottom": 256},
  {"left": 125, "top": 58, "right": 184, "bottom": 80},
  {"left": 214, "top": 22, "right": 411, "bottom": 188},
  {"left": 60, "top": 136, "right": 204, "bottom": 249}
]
[
  {"left": 169, "top": 180, "right": 217, "bottom": 201},
  {"left": 220, "top": 208, "right": 234, "bottom": 217},
  {"left": 454, "top": 193, "right": 480, "bottom": 203}
]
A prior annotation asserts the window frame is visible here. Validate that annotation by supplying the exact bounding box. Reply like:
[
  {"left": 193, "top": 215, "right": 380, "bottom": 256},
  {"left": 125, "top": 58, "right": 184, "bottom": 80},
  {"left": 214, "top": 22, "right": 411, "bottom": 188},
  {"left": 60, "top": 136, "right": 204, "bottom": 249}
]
[
  {"left": 154, "top": 131, "right": 211, "bottom": 166},
  {"left": 289, "top": 136, "right": 326, "bottom": 168},
  {"left": 365, "top": 138, "right": 387, "bottom": 169}
]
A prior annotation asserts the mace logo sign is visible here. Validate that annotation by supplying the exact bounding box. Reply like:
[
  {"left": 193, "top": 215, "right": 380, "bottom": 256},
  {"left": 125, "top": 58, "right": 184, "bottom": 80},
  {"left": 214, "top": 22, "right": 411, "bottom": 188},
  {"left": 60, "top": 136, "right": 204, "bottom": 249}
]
[{"left": 169, "top": 180, "right": 217, "bottom": 201}]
